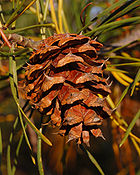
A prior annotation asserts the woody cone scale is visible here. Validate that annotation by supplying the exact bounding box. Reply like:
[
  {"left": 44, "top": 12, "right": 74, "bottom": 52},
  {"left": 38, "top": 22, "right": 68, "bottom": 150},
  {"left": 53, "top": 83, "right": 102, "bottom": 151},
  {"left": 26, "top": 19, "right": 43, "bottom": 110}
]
[{"left": 24, "top": 33, "right": 111, "bottom": 146}]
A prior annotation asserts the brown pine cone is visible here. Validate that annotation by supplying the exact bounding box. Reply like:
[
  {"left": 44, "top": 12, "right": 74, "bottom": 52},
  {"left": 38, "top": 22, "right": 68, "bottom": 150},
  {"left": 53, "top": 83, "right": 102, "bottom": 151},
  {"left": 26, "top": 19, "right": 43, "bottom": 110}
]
[{"left": 24, "top": 33, "right": 111, "bottom": 146}]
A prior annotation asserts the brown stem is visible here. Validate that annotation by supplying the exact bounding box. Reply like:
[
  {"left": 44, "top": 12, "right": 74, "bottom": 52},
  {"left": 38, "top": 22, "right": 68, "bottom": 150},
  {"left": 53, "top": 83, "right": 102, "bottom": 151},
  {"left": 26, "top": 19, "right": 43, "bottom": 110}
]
[{"left": 4, "top": 33, "right": 42, "bottom": 50}]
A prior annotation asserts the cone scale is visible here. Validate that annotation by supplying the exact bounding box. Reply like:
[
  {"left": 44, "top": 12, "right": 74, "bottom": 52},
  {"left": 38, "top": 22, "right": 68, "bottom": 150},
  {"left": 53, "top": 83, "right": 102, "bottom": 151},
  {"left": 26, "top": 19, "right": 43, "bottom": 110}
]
[{"left": 24, "top": 33, "right": 111, "bottom": 146}]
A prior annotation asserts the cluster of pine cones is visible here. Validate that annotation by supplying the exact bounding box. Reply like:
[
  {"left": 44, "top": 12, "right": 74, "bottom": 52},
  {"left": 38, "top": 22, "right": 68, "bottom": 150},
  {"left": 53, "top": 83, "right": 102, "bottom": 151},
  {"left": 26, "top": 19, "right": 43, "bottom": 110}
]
[{"left": 24, "top": 33, "right": 111, "bottom": 146}]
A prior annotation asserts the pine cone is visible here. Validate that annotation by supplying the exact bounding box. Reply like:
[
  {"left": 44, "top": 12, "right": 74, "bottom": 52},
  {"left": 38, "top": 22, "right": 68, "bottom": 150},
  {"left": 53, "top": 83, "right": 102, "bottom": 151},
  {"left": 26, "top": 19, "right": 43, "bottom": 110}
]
[{"left": 24, "top": 33, "right": 111, "bottom": 146}]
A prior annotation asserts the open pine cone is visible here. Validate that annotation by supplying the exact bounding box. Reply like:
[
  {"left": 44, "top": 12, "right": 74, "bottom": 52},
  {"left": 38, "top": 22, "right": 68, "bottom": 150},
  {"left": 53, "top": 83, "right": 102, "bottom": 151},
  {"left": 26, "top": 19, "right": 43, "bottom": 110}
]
[{"left": 24, "top": 33, "right": 111, "bottom": 146}]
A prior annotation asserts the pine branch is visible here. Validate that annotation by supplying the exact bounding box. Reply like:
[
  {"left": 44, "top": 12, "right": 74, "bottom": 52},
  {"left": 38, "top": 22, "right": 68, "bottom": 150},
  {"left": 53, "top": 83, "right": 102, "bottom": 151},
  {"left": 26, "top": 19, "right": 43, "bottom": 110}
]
[{"left": 1, "top": 33, "right": 42, "bottom": 50}]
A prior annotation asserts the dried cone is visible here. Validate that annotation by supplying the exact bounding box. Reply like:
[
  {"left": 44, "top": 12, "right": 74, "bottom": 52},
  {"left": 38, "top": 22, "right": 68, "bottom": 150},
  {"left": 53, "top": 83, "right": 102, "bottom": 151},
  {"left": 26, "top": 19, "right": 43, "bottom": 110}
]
[{"left": 24, "top": 33, "right": 111, "bottom": 146}]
